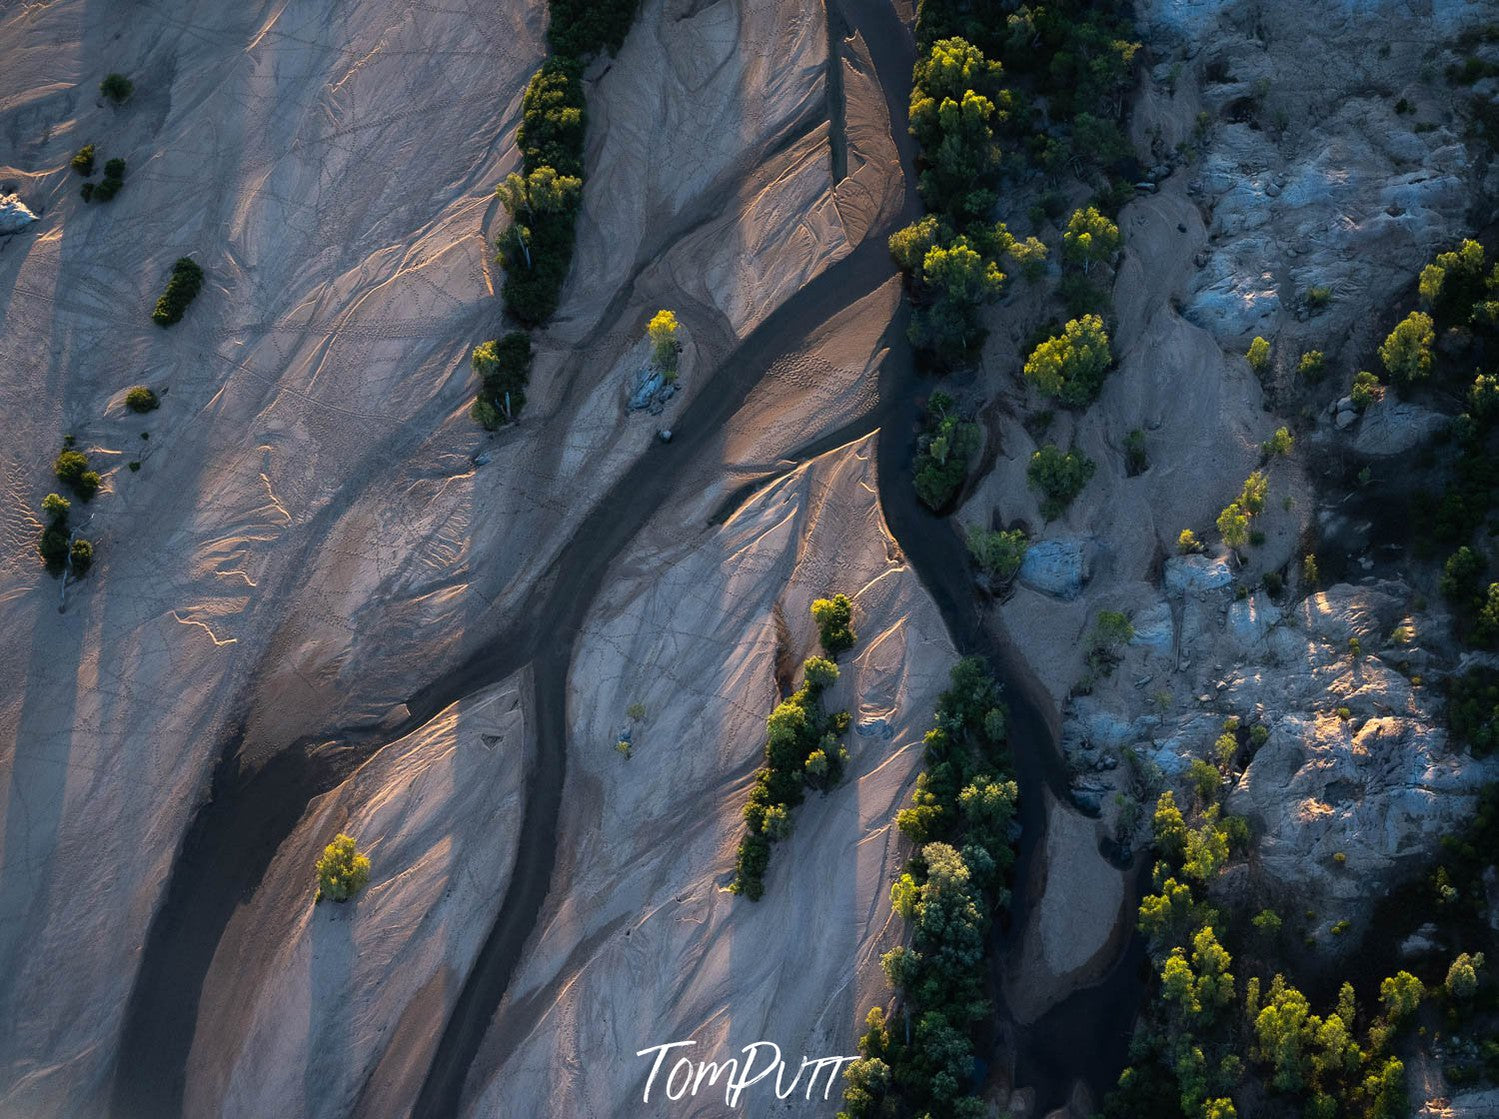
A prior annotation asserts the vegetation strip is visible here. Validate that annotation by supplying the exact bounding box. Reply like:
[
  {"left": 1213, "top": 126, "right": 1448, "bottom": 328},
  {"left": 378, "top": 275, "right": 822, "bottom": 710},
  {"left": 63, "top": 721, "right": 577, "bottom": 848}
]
[
  {"left": 839, "top": 657, "right": 1017, "bottom": 1118},
  {"left": 469, "top": 0, "right": 642, "bottom": 429}
]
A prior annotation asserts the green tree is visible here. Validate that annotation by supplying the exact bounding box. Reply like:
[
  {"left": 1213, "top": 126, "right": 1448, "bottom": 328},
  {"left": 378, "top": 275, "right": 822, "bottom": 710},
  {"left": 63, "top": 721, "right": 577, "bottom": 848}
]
[
  {"left": 1027, "top": 444, "right": 1096, "bottom": 519},
  {"left": 966, "top": 525, "right": 1028, "bottom": 582},
  {"left": 646, "top": 309, "right": 679, "bottom": 372},
  {"left": 1023, "top": 314, "right": 1113, "bottom": 407},
  {"left": 1255, "top": 976, "right": 1312, "bottom": 1091},
  {"left": 811, "top": 594, "right": 856, "bottom": 656},
  {"left": 1217, "top": 502, "right": 1249, "bottom": 552},
  {"left": 1062, "top": 206, "right": 1120, "bottom": 273},
  {"left": 1152, "top": 791, "right": 1188, "bottom": 863},
  {"left": 1246, "top": 336, "right": 1270, "bottom": 374},
  {"left": 100, "top": 73, "right": 133, "bottom": 103},
  {"left": 315, "top": 833, "right": 371, "bottom": 902},
  {"left": 1378, "top": 311, "right": 1435, "bottom": 382},
  {"left": 1445, "top": 951, "right": 1484, "bottom": 1001},
  {"left": 1378, "top": 970, "right": 1423, "bottom": 1022}
]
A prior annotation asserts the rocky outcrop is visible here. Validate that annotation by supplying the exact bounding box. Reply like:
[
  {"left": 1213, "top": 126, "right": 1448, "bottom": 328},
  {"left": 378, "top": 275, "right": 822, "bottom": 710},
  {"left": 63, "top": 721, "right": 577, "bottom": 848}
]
[
  {"left": 1020, "top": 537, "right": 1091, "bottom": 600},
  {"left": 1064, "top": 580, "right": 1497, "bottom": 916},
  {"left": 0, "top": 194, "right": 36, "bottom": 235}
]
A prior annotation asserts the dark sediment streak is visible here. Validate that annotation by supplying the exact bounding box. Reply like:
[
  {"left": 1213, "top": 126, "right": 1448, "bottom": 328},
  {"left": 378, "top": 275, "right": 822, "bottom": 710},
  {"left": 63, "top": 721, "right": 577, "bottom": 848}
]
[{"left": 112, "top": 0, "right": 1143, "bottom": 1114}]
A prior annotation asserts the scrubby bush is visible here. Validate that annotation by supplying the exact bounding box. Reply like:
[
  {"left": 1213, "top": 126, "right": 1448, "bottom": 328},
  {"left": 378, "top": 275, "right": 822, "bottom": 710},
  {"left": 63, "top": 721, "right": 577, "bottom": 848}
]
[
  {"left": 966, "top": 525, "right": 1028, "bottom": 583},
  {"left": 53, "top": 448, "right": 100, "bottom": 500},
  {"left": 1419, "top": 239, "right": 1488, "bottom": 325},
  {"left": 545, "top": 0, "right": 640, "bottom": 59},
  {"left": 1297, "top": 349, "right": 1326, "bottom": 381},
  {"left": 1217, "top": 501, "right": 1249, "bottom": 551},
  {"left": 1247, "top": 335, "right": 1271, "bottom": 374},
  {"left": 1379, "top": 311, "right": 1435, "bottom": 381},
  {"left": 314, "top": 833, "right": 371, "bottom": 902},
  {"left": 469, "top": 331, "right": 532, "bottom": 428},
  {"left": 1124, "top": 428, "right": 1148, "bottom": 475},
  {"left": 1441, "top": 545, "right": 1486, "bottom": 602},
  {"left": 125, "top": 386, "right": 159, "bottom": 413},
  {"left": 100, "top": 73, "right": 133, "bottom": 104},
  {"left": 152, "top": 257, "right": 204, "bottom": 326},
  {"left": 1351, "top": 370, "right": 1384, "bottom": 409},
  {"left": 1023, "top": 314, "right": 1112, "bottom": 407},
  {"left": 1262, "top": 426, "right": 1294, "bottom": 456},
  {"left": 69, "top": 538, "right": 93, "bottom": 575},
  {"left": 730, "top": 655, "right": 851, "bottom": 899},
  {"left": 1027, "top": 444, "right": 1095, "bottom": 519},
  {"left": 1306, "top": 284, "right": 1333, "bottom": 309},
  {"left": 71, "top": 145, "right": 95, "bottom": 175},
  {"left": 37, "top": 493, "right": 78, "bottom": 575},
  {"left": 913, "top": 392, "right": 980, "bottom": 510},
  {"left": 646, "top": 309, "right": 679, "bottom": 373},
  {"left": 1062, "top": 206, "right": 1120, "bottom": 272},
  {"left": 1178, "top": 528, "right": 1202, "bottom": 554},
  {"left": 1449, "top": 667, "right": 1499, "bottom": 756},
  {"left": 811, "top": 593, "right": 856, "bottom": 656}
]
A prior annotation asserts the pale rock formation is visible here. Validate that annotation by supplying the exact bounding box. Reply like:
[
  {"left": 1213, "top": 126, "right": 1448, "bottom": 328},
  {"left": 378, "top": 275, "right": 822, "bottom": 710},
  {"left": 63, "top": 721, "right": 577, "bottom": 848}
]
[{"left": 0, "top": 194, "right": 36, "bottom": 234}]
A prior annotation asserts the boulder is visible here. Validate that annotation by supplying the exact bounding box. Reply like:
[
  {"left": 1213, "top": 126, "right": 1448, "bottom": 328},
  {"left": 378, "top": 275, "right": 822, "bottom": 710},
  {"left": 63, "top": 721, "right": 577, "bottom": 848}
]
[
  {"left": 1131, "top": 600, "right": 1175, "bottom": 652},
  {"left": 0, "top": 194, "right": 37, "bottom": 235},
  {"left": 1019, "top": 537, "right": 1090, "bottom": 600},
  {"left": 1165, "top": 554, "right": 1233, "bottom": 596},
  {"left": 1355, "top": 399, "right": 1448, "bottom": 457}
]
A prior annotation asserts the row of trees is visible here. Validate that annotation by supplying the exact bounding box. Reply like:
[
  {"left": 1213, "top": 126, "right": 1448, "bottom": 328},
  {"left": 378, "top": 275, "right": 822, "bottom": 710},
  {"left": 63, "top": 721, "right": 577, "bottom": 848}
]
[
  {"left": 840, "top": 657, "right": 1017, "bottom": 1119},
  {"left": 38, "top": 441, "right": 100, "bottom": 578},
  {"left": 728, "top": 596, "right": 857, "bottom": 901},
  {"left": 472, "top": 1, "right": 641, "bottom": 426}
]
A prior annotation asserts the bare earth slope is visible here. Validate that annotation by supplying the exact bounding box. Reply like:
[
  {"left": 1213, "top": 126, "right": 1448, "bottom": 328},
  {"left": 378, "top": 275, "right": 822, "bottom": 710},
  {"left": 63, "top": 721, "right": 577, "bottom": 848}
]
[{"left": 0, "top": 0, "right": 900, "bottom": 1113}]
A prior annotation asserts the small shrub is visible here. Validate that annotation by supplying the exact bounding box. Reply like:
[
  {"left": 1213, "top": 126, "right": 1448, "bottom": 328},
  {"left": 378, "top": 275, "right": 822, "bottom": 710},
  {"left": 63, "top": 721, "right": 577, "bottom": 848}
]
[
  {"left": 69, "top": 538, "right": 93, "bottom": 575},
  {"left": 1177, "top": 528, "right": 1202, "bottom": 554},
  {"left": 124, "top": 386, "right": 159, "bottom": 413},
  {"left": 1297, "top": 350, "right": 1326, "bottom": 381},
  {"left": 152, "top": 258, "right": 205, "bottom": 326},
  {"left": 913, "top": 393, "right": 979, "bottom": 510},
  {"left": 1306, "top": 285, "right": 1333, "bottom": 309},
  {"left": 967, "top": 525, "right": 1028, "bottom": 583},
  {"left": 1303, "top": 553, "right": 1320, "bottom": 586},
  {"left": 626, "top": 702, "right": 646, "bottom": 722},
  {"left": 314, "top": 833, "right": 371, "bottom": 902},
  {"left": 1333, "top": 851, "right": 1347, "bottom": 865},
  {"left": 71, "top": 145, "right": 95, "bottom": 175},
  {"left": 1262, "top": 426, "right": 1294, "bottom": 456},
  {"left": 811, "top": 594, "right": 856, "bottom": 657},
  {"left": 1247, "top": 336, "right": 1271, "bottom": 374},
  {"left": 1124, "top": 428, "right": 1148, "bottom": 475},
  {"left": 1336, "top": 706, "right": 1353, "bottom": 721},
  {"left": 1351, "top": 370, "right": 1384, "bottom": 410},
  {"left": 100, "top": 73, "right": 134, "bottom": 104},
  {"left": 646, "top": 309, "right": 679, "bottom": 373},
  {"left": 1449, "top": 666, "right": 1499, "bottom": 755},
  {"left": 1028, "top": 444, "right": 1095, "bottom": 519}
]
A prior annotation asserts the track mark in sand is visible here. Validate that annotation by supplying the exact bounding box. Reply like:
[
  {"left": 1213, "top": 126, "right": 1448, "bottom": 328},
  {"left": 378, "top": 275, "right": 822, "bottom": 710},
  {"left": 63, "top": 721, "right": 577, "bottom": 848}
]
[
  {"left": 825, "top": 0, "right": 850, "bottom": 184},
  {"left": 258, "top": 471, "right": 293, "bottom": 525},
  {"left": 170, "top": 610, "right": 239, "bottom": 647}
]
